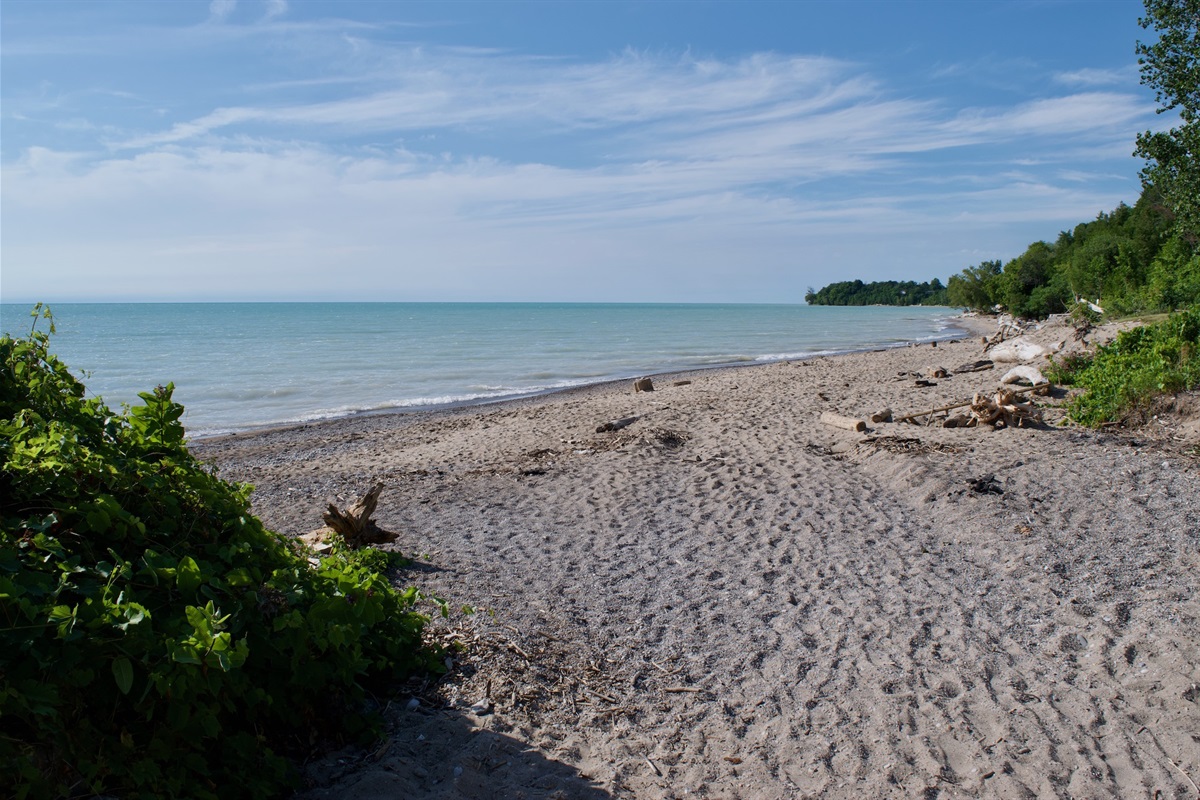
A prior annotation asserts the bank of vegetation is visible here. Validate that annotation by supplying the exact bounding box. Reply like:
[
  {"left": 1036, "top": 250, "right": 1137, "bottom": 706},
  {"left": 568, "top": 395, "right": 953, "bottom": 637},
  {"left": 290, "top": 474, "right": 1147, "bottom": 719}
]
[
  {"left": 1, "top": 307, "right": 442, "bottom": 798},
  {"left": 1049, "top": 305, "right": 1200, "bottom": 427},
  {"left": 944, "top": 186, "right": 1199, "bottom": 319}
]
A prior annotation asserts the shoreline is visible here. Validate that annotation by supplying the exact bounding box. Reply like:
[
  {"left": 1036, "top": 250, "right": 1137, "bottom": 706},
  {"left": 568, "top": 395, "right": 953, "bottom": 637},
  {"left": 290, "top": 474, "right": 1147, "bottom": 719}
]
[
  {"left": 192, "top": 312, "right": 1198, "bottom": 799},
  {"left": 190, "top": 313, "right": 990, "bottom": 444}
]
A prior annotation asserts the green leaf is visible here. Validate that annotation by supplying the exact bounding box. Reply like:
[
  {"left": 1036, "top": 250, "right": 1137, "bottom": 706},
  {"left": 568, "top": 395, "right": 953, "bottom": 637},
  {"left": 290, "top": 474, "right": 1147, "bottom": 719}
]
[
  {"left": 224, "top": 567, "right": 254, "bottom": 587},
  {"left": 169, "top": 642, "right": 202, "bottom": 666},
  {"left": 86, "top": 508, "right": 110, "bottom": 532},
  {"left": 177, "top": 556, "right": 202, "bottom": 594},
  {"left": 112, "top": 658, "right": 134, "bottom": 695}
]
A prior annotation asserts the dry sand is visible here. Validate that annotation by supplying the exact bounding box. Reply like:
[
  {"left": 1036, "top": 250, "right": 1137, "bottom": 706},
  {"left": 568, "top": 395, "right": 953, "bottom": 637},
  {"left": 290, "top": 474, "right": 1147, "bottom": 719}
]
[{"left": 193, "top": 316, "right": 1200, "bottom": 799}]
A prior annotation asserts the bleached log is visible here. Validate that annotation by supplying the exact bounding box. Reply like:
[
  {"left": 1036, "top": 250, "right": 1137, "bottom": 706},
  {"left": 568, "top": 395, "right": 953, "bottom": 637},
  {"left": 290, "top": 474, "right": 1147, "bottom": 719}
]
[
  {"left": 819, "top": 412, "right": 866, "bottom": 432},
  {"left": 1001, "top": 365, "right": 1049, "bottom": 387},
  {"left": 989, "top": 338, "right": 1064, "bottom": 363}
]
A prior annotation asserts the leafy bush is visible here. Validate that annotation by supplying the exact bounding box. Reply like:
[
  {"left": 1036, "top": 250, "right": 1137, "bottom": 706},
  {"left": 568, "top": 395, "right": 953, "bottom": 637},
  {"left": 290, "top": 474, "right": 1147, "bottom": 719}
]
[
  {"left": 1, "top": 307, "right": 441, "bottom": 799},
  {"left": 1049, "top": 304, "right": 1200, "bottom": 427}
]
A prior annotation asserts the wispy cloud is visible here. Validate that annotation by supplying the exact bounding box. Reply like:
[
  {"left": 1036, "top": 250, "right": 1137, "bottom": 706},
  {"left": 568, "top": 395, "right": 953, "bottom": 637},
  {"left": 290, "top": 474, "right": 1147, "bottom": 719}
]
[
  {"left": 1053, "top": 67, "right": 1133, "bottom": 87},
  {"left": 208, "top": 0, "right": 236, "bottom": 24},
  {"left": 262, "top": 0, "right": 287, "bottom": 22},
  {"left": 0, "top": 4, "right": 1163, "bottom": 301}
]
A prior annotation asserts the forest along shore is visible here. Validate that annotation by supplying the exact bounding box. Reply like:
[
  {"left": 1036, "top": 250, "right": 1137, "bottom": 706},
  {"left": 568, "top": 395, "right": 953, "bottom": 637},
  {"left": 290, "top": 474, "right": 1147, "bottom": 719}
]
[{"left": 193, "top": 316, "right": 1200, "bottom": 800}]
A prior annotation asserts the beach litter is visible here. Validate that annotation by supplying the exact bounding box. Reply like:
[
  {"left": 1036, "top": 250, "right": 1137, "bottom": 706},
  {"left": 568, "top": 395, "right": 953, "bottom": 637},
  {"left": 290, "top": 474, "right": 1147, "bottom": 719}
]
[{"left": 967, "top": 474, "right": 1005, "bottom": 495}]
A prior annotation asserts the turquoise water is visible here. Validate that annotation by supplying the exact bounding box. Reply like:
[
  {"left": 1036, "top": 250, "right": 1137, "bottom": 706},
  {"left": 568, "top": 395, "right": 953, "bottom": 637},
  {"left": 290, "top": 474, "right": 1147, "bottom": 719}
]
[{"left": 0, "top": 303, "right": 965, "bottom": 437}]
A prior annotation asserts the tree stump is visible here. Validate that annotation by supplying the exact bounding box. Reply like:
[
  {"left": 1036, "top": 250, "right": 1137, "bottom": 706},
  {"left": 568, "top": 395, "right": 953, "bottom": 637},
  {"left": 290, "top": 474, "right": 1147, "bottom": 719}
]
[{"left": 300, "top": 484, "right": 398, "bottom": 550}]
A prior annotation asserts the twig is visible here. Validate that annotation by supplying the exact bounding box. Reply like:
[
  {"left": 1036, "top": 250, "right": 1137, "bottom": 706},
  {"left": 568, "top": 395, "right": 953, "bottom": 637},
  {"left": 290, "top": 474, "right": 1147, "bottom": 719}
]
[
  {"left": 645, "top": 757, "right": 662, "bottom": 777},
  {"left": 664, "top": 686, "right": 702, "bottom": 693},
  {"left": 585, "top": 687, "right": 618, "bottom": 704},
  {"left": 1135, "top": 730, "right": 1200, "bottom": 797}
]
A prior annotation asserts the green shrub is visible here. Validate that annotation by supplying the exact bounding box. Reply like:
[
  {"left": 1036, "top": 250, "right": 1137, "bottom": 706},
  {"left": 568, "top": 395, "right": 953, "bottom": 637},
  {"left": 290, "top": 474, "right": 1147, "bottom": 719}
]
[
  {"left": 1049, "top": 304, "right": 1200, "bottom": 427},
  {"left": 1, "top": 307, "right": 441, "bottom": 799}
]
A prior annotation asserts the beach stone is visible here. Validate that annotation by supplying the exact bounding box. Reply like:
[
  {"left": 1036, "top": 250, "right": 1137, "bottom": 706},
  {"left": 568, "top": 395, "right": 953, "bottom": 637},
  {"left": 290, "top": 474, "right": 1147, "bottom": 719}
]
[{"left": 633, "top": 377, "right": 654, "bottom": 392}]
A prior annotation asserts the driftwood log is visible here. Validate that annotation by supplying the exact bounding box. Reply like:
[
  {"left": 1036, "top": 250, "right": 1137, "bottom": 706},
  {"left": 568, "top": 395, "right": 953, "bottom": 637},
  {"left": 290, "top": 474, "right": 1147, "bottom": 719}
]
[
  {"left": 597, "top": 415, "right": 640, "bottom": 433},
  {"left": 819, "top": 412, "right": 866, "bottom": 432},
  {"left": 298, "top": 484, "right": 398, "bottom": 551}
]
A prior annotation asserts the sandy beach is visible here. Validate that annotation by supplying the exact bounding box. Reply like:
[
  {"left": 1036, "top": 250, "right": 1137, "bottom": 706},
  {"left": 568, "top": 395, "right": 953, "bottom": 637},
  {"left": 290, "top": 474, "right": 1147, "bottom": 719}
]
[{"left": 192, "top": 316, "right": 1200, "bottom": 799}]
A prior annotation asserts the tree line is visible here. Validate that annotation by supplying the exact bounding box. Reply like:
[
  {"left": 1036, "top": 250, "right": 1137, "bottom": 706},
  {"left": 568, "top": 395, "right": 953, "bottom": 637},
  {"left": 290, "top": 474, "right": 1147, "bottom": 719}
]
[
  {"left": 807, "top": 184, "right": 1198, "bottom": 318},
  {"left": 945, "top": 186, "right": 1199, "bottom": 317},
  {"left": 805, "top": 279, "right": 949, "bottom": 307}
]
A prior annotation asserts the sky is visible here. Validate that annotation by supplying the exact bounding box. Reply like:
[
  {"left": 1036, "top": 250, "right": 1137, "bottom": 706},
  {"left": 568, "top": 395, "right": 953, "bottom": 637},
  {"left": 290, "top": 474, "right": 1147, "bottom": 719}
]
[{"left": 0, "top": 0, "right": 1172, "bottom": 303}]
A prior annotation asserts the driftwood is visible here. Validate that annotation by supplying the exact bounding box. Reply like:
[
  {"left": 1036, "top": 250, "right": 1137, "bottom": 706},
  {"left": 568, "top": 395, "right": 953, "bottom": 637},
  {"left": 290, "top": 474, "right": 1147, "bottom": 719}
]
[
  {"left": 299, "top": 484, "right": 398, "bottom": 551},
  {"left": 597, "top": 415, "right": 640, "bottom": 433},
  {"left": 893, "top": 382, "right": 1049, "bottom": 425},
  {"left": 989, "top": 338, "right": 1064, "bottom": 363},
  {"left": 1001, "top": 365, "right": 1050, "bottom": 392},
  {"left": 970, "top": 388, "right": 1043, "bottom": 428},
  {"left": 983, "top": 314, "right": 1034, "bottom": 351},
  {"left": 633, "top": 377, "right": 655, "bottom": 392},
  {"left": 819, "top": 412, "right": 866, "bottom": 432},
  {"left": 871, "top": 408, "right": 893, "bottom": 423}
]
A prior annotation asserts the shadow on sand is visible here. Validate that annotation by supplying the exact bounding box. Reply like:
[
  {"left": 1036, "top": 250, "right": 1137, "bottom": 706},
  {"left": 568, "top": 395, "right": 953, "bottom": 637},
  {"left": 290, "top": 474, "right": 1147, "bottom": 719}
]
[{"left": 293, "top": 701, "right": 610, "bottom": 800}]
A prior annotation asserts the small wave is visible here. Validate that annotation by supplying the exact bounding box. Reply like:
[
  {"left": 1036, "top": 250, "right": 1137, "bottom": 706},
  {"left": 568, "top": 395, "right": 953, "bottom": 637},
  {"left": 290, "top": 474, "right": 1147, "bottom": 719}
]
[
  {"left": 754, "top": 350, "right": 838, "bottom": 362},
  {"left": 203, "top": 386, "right": 303, "bottom": 402}
]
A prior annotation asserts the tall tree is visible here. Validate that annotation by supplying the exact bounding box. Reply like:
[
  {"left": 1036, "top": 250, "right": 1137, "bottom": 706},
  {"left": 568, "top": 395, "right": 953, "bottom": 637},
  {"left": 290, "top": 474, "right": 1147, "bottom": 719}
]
[{"left": 1135, "top": 0, "right": 1200, "bottom": 238}]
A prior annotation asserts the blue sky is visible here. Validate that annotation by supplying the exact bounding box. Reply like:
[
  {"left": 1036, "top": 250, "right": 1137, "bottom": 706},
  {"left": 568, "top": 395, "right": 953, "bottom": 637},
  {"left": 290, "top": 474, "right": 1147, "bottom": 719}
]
[{"left": 0, "top": 0, "right": 1168, "bottom": 302}]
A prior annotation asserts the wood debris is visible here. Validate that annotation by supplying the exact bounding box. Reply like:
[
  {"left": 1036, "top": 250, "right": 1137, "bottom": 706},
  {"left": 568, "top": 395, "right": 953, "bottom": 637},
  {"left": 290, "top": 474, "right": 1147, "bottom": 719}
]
[
  {"left": 969, "top": 388, "right": 1044, "bottom": 428},
  {"left": 597, "top": 415, "right": 640, "bottom": 433},
  {"left": 819, "top": 412, "right": 866, "bottom": 432},
  {"left": 297, "top": 483, "right": 398, "bottom": 551},
  {"left": 893, "top": 383, "right": 1049, "bottom": 428}
]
